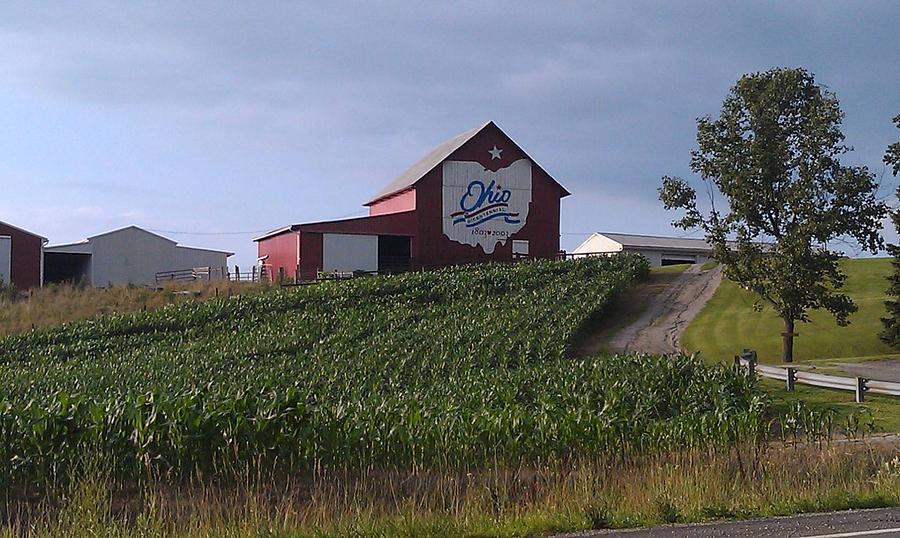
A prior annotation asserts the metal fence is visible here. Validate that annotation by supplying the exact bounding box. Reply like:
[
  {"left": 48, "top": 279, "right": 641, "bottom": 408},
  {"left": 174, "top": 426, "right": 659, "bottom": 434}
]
[
  {"left": 227, "top": 264, "right": 272, "bottom": 283},
  {"left": 155, "top": 265, "right": 275, "bottom": 284},
  {"left": 735, "top": 349, "right": 900, "bottom": 402},
  {"left": 155, "top": 266, "right": 229, "bottom": 284}
]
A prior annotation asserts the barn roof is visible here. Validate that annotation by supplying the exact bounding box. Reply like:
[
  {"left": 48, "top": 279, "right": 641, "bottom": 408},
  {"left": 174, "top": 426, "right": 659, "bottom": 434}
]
[
  {"left": 176, "top": 244, "right": 236, "bottom": 256},
  {"left": 46, "top": 225, "right": 233, "bottom": 256},
  {"left": 365, "top": 121, "right": 568, "bottom": 206},
  {"left": 0, "top": 220, "right": 48, "bottom": 242},
  {"left": 365, "top": 123, "right": 486, "bottom": 206},
  {"left": 88, "top": 225, "right": 177, "bottom": 244},
  {"left": 574, "top": 232, "right": 767, "bottom": 255},
  {"left": 597, "top": 232, "right": 712, "bottom": 251},
  {"left": 253, "top": 211, "right": 417, "bottom": 242}
]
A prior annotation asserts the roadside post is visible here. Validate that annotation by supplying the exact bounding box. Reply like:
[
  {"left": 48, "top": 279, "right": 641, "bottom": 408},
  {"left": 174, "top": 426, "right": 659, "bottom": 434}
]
[{"left": 855, "top": 377, "right": 867, "bottom": 403}]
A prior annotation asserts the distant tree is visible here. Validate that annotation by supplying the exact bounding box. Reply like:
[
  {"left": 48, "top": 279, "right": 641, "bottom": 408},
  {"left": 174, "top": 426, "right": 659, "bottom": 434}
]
[
  {"left": 886, "top": 115, "right": 900, "bottom": 176},
  {"left": 879, "top": 114, "right": 900, "bottom": 347},
  {"left": 660, "top": 68, "right": 887, "bottom": 363}
]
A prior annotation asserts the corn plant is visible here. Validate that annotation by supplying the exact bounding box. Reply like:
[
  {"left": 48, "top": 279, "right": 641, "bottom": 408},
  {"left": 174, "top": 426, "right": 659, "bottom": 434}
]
[{"left": 0, "top": 256, "right": 765, "bottom": 484}]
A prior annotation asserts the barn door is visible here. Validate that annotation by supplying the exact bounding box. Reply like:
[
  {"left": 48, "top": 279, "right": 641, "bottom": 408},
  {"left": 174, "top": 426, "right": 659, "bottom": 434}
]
[
  {"left": 322, "top": 233, "right": 378, "bottom": 273},
  {"left": 0, "top": 236, "right": 11, "bottom": 286}
]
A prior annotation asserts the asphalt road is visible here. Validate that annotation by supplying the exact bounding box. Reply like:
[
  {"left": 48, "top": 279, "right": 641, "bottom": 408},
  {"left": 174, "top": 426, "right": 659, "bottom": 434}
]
[
  {"left": 835, "top": 359, "right": 900, "bottom": 383},
  {"left": 556, "top": 507, "right": 900, "bottom": 537}
]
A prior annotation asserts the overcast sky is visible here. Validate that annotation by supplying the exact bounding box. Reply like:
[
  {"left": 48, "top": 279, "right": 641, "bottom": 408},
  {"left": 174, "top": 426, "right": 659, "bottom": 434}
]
[{"left": 0, "top": 1, "right": 897, "bottom": 266}]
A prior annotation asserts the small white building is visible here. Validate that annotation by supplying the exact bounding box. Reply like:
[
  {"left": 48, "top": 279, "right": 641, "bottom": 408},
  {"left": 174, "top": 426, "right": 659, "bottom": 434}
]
[
  {"left": 572, "top": 232, "right": 713, "bottom": 267},
  {"left": 44, "top": 226, "right": 233, "bottom": 287}
]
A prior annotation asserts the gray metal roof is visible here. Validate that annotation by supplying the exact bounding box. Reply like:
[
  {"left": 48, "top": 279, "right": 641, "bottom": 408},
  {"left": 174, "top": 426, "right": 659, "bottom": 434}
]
[
  {"left": 47, "top": 226, "right": 233, "bottom": 256},
  {"left": 600, "top": 232, "right": 713, "bottom": 251},
  {"left": 365, "top": 122, "right": 490, "bottom": 205},
  {"left": 87, "top": 225, "right": 177, "bottom": 244}
]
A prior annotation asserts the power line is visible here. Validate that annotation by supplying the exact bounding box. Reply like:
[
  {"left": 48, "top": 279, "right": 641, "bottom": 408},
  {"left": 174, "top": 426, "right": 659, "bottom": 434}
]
[
  {"left": 145, "top": 209, "right": 373, "bottom": 238},
  {"left": 146, "top": 228, "right": 272, "bottom": 236}
]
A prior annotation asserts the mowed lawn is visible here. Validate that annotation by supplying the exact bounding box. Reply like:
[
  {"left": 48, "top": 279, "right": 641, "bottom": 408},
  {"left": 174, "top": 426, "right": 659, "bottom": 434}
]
[{"left": 682, "top": 258, "right": 896, "bottom": 363}]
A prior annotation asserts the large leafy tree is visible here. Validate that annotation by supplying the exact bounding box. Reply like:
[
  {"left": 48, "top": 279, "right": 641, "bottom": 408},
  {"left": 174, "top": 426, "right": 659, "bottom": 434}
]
[
  {"left": 879, "top": 114, "right": 900, "bottom": 346},
  {"left": 660, "top": 68, "right": 887, "bottom": 363}
]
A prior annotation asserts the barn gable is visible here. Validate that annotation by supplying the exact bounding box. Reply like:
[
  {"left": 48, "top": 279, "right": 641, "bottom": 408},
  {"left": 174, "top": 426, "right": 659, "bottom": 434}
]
[
  {"left": 0, "top": 220, "right": 47, "bottom": 289},
  {"left": 365, "top": 121, "right": 569, "bottom": 211}
]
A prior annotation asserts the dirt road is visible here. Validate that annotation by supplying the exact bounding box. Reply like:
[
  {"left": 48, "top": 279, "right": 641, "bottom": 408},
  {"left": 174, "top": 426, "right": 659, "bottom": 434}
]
[{"left": 604, "top": 264, "right": 722, "bottom": 355}]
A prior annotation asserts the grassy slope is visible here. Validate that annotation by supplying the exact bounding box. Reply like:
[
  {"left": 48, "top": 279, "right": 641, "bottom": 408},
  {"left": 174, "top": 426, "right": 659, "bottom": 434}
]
[
  {"left": 682, "top": 257, "right": 900, "bottom": 431},
  {"left": 0, "top": 280, "right": 270, "bottom": 336},
  {"left": 682, "top": 258, "right": 895, "bottom": 362}
]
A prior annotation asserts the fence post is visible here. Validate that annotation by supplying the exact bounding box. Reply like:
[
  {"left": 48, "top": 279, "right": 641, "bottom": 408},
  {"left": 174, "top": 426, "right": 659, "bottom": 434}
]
[
  {"left": 748, "top": 355, "right": 756, "bottom": 379},
  {"left": 786, "top": 367, "right": 796, "bottom": 392},
  {"left": 855, "top": 377, "right": 867, "bottom": 403},
  {"left": 739, "top": 349, "right": 757, "bottom": 380},
  {"left": 235, "top": 265, "right": 240, "bottom": 281},
  {"left": 278, "top": 267, "right": 285, "bottom": 283},
  {"left": 252, "top": 266, "right": 257, "bottom": 282}
]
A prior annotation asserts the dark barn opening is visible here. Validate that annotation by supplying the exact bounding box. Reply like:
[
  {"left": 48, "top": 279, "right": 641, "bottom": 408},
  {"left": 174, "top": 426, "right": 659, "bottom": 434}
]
[
  {"left": 661, "top": 257, "right": 696, "bottom": 266},
  {"left": 378, "top": 235, "right": 412, "bottom": 273},
  {"left": 44, "top": 252, "right": 92, "bottom": 284}
]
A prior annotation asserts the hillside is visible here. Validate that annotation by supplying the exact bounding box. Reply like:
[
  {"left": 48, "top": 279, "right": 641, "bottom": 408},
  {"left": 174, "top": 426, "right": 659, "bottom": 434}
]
[
  {"left": 0, "top": 255, "right": 771, "bottom": 484},
  {"left": 682, "top": 258, "right": 895, "bottom": 363}
]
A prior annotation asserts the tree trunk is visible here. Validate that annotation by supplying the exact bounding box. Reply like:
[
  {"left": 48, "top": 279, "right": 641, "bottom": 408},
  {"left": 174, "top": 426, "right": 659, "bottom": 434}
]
[{"left": 782, "top": 317, "right": 795, "bottom": 363}]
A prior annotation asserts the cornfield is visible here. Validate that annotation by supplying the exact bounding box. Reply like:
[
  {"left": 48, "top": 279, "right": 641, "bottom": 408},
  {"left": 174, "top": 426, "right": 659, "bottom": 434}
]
[{"left": 0, "top": 256, "right": 765, "bottom": 484}]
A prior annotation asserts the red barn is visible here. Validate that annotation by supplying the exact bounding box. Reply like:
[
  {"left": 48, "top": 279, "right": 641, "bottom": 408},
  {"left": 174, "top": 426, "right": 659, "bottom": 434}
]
[
  {"left": 255, "top": 122, "right": 569, "bottom": 280},
  {"left": 0, "top": 221, "right": 47, "bottom": 289}
]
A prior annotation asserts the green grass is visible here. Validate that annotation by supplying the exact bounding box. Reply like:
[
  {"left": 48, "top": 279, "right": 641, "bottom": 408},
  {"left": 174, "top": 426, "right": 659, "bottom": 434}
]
[
  {"left": 682, "top": 258, "right": 894, "bottom": 363},
  {"left": 8, "top": 443, "right": 899, "bottom": 537},
  {"left": 652, "top": 263, "right": 692, "bottom": 274},
  {"left": 682, "top": 257, "right": 900, "bottom": 432},
  {"left": 760, "top": 378, "right": 900, "bottom": 433}
]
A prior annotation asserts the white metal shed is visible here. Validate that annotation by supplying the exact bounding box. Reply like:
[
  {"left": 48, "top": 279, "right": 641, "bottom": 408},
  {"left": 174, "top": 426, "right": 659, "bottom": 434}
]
[
  {"left": 44, "top": 226, "right": 233, "bottom": 287},
  {"left": 572, "top": 232, "right": 713, "bottom": 267}
]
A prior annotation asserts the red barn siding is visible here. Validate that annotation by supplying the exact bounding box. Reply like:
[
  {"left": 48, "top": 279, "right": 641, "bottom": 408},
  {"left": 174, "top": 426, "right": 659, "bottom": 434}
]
[
  {"left": 299, "top": 232, "right": 323, "bottom": 281},
  {"left": 369, "top": 189, "right": 416, "bottom": 216},
  {"left": 0, "top": 222, "right": 44, "bottom": 289},
  {"left": 257, "top": 231, "right": 299, "bottom": 278}
]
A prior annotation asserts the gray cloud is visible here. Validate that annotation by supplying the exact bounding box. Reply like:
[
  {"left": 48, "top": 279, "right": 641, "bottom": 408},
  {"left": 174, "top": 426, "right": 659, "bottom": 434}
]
[{"left": 0, "top": 1, "right": 897, "bottom": 263}]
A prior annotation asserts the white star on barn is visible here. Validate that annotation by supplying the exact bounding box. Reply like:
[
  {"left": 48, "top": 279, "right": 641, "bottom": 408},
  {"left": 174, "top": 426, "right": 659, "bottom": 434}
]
[{"left": 488, "top": 146, "right": 503, "bottom": 160}]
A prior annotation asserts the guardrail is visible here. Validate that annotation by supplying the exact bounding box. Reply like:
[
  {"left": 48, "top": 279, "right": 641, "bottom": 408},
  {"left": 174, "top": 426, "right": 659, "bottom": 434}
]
[{"left": 735, "top": 349, "right": 900, "bottom": 402}]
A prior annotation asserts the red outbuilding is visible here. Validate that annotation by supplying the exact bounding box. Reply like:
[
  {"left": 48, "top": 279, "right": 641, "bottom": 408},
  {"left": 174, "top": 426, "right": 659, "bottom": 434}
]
[
  {"left": 255, "top": 121, "right": 570, "bottom": 280},
  {"left": 0, "top": 220, "right": 47, "bottom": 289}
]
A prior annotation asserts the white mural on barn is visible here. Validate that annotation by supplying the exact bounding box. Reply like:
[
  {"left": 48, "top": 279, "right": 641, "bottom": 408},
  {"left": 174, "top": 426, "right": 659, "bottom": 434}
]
[{"left": 441, "top": 157, "right": 532, "bottom": 254}]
